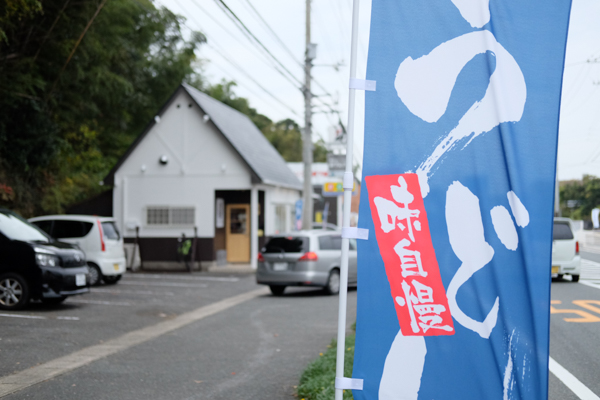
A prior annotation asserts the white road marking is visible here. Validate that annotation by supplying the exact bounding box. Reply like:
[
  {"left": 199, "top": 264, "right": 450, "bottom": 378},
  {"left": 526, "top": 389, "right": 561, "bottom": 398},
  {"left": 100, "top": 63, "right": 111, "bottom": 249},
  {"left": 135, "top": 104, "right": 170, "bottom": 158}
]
[
  {"left": 0, "top": 314, "right": 80, "bottom": 321},
  {"left": 92, "top": 288, "right": 175, "bottom": 296},
  {"left": 581, "top": 247, "right": 600, "bottom": 255},
  {"left": 67, "top": 299, "right": 132, "bottom": 306},
  {"left": 0, "top": 287, "right": 268, "bottom": 397},
  {"left": 124, "top": 274, "right": 239, "bottom": 282},
  {"left": 579, "top": 281, "right": 600, "bottom": 290},
  {"left": 549, "top": 357, "right": 600, "bottom": 400},
  {"left": 119, "top": 281, "right": 208, "bottom": 288},
  {"left": 582, "top": 259, "right": 600, "bottom": 281},
  {"left": 0, "top": 313, "right": 45, "bottom": 320}
]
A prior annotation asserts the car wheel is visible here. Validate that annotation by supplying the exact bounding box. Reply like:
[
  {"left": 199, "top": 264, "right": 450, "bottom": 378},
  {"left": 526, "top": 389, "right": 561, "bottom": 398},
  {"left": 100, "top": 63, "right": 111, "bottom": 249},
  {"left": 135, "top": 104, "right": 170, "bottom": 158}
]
[
  {"left": 41, "top": 296, "right": 67, "bottom": 305},
  {"left": 571, "top": 274, "right": 580, "bottom": 282},
  {"left": 557, "top": 274, "right": 564, "bottom": 280},
  {"left": 269, "top": 285, "right": 286, "bottom": 296},
  {"left": 324, "top": 269, "right": 340, "bottom": 295},
  {"left": 103, "top": 275, "right": 122, "bottom": 285},
  {"left": 0, "top": 273, "right": 30, "bottom": 311},
  {"left": 87, "top": 263, "right": 102, "bottom": 286}
]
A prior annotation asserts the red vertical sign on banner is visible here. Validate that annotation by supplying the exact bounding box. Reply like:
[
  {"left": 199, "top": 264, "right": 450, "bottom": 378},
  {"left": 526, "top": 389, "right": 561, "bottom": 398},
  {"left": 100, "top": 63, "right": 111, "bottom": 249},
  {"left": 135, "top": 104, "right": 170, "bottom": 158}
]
[{"left": 366, "top": 173, "right": 454, "bottom": 337}]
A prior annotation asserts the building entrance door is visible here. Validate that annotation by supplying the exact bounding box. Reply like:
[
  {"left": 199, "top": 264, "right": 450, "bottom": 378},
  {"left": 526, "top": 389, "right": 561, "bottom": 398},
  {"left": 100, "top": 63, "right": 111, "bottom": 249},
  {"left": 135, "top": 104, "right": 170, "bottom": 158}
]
[{"left": 226, "top": 204, "right": 250, "bottom": 263}]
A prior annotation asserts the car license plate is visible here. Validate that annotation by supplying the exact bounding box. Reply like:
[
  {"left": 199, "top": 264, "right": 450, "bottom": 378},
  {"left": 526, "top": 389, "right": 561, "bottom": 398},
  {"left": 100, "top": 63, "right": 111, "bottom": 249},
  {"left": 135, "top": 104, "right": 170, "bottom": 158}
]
[
  {"left": 114, "top": 263, "right": 120, "bottom": 271},
  {"left": 551, "top": 266, "right": 559, "bottom": 274},
  {"left": 273, "top": 262, "right": 288, "bottom": 271},
  {"left": 76, "top": 274, "right": 86, "bottom": 286}
]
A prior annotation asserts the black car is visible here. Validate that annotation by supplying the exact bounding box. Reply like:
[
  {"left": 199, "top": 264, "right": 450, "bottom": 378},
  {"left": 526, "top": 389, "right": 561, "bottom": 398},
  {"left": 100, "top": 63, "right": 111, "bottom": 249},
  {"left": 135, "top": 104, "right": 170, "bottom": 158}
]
[{"left": 0, "top": 209, "right": 90, "bottom": 310}]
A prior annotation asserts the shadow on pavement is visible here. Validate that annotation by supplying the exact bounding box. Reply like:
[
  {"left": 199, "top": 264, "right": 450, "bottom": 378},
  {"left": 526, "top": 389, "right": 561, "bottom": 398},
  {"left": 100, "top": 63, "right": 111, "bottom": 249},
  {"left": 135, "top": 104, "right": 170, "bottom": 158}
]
[{"left": 259, "top": 286, "right": 357, "bottom": 298}]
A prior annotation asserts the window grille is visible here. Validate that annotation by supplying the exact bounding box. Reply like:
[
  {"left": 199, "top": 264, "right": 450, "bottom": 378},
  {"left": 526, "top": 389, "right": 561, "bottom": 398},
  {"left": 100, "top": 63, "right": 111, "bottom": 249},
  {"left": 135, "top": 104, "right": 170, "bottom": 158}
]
[
  {"left": 147, "top": 207, "right": 194, "bottom": 226},
  {"left": 171, "top": 207, "right": 195, "bottom": 225}
]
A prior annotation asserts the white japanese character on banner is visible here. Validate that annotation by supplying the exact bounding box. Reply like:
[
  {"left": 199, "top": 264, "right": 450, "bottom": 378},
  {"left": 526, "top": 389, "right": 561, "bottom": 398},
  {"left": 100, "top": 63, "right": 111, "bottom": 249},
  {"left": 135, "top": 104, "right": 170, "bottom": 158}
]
[
  {"left": 394, "top": 239, "right": 427, "bottom": 278},
  {"left": 395, "top": 280, "right": 453, "bottom": 334},
  {"left": 379, "top": 0, "right": 531, "bottom": 397},
  {"left": 373, "top": 176, "right": 421, "bottom": 241}
]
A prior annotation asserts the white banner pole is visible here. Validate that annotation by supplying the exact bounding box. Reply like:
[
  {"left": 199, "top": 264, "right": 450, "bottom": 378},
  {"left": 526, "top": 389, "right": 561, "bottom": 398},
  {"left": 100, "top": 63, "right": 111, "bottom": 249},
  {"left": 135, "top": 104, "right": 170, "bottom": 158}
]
[{"left": 334, "top": 0, "right": 362, "bottom": 398}]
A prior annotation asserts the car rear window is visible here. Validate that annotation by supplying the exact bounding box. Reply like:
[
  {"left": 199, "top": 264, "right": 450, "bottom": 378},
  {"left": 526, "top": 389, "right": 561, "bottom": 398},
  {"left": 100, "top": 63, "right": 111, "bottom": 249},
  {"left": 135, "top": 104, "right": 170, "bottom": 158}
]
[
  {"left": 553, "top": 222, "right": 574, "bottom": 240},
  {"left": 102, "top": 221, "right": 120, "bottom": 240},
  {"left": 32, "top": 220, "right": 53, "bottom": 236},
  {"left": 319, "top": 235, "right": 342, "bottom": 250},
  {"left": 53, "top": 220, "right": 94, "bottom": 239},
  {"left": 263, "top": 237, "right": 309, "bottom": 253}
]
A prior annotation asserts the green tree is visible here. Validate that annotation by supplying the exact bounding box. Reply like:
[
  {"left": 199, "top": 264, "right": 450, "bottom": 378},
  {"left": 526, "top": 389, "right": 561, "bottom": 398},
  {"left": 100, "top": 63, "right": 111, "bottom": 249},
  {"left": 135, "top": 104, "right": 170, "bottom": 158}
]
[
  {"left": 0, "top": 0, "right": 205, "bottom": 216},
  {"left": 559, "top": 175, "right": 600, "bottom": 220}
]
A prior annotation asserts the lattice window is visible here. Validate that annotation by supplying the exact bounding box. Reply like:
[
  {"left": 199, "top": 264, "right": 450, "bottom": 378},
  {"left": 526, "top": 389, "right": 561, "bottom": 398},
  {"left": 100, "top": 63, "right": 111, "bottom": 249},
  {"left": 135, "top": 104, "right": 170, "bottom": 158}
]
[
  {"left": 146, "top": 207, "right": 194, "bottom": 226},
  {"left": 171, "top": 207, "right": 195, "bottom": 225}
]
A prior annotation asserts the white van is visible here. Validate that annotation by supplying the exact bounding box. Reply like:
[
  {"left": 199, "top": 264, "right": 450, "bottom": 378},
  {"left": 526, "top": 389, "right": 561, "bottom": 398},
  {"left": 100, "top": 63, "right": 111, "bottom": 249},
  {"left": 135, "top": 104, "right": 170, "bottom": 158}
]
[
  {"left": 29, "top": 215, "right": 126, "bottom": 286},
  {"left": 552, "top": 217, "right": 581, "bottom": 282}
]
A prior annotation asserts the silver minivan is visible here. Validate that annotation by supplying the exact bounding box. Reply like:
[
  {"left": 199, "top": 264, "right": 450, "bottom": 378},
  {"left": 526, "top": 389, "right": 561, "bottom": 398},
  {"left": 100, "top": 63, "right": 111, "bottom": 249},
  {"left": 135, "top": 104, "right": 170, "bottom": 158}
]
[{"left": 256, "top": 230, "right": 357, "bottom": 296}]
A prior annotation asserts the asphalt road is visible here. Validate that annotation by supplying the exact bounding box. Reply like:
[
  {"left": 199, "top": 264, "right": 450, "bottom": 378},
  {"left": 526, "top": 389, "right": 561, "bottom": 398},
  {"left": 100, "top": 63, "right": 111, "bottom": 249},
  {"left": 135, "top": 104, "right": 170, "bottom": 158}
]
[
  {"left": 0, "top": 272, "right": 357, "bottom": 399},
  {"left": 1, "top": 255, "right": 600, "bottom": 399},
  {"left": 548, "top": 252, "right": 600, "bottom": 400}
]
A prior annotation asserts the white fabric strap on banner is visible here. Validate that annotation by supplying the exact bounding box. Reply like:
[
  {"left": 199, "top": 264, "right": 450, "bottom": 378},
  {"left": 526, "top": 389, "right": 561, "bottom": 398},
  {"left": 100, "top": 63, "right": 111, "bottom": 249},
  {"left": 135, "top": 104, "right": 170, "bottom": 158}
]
[
  {"left": 335, "top": 377, "right": 364, "bottom": 390},
  {"left": 343, "top": 171, "right": 354, "bottom": 190},
  {"left": 342, "top": 227, "right": 369, "bottom": 240},
  {"left": 349, "top": 78, "right": 376, "bottom": 91}
]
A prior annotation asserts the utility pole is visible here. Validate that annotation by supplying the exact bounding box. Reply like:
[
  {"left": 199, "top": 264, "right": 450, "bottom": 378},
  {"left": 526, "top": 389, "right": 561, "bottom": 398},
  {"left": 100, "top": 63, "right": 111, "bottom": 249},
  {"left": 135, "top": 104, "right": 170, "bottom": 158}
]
[{"left": 302, "top": 0, "right": 315, "bottom": 230}]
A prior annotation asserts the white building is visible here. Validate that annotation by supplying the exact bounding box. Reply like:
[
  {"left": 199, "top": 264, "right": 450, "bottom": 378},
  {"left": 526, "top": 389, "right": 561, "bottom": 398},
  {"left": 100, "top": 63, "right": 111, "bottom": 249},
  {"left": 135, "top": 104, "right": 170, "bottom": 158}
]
[{"left": 103, "top": 84, "right": 302, "bottom": 270}]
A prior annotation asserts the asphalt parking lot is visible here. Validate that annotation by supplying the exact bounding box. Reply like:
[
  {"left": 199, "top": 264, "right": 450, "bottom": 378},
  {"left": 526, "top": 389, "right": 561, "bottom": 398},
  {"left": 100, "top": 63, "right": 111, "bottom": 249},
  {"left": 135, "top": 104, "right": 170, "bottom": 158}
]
[
  {"left": 0, "top": 272, "right": 261, "bottom": 378},
  {"left": 0, "top": 271, "right": 357, "bottom": 399},
  {"left": 2, "top": 257, "right": 600, "bottom": 399}
]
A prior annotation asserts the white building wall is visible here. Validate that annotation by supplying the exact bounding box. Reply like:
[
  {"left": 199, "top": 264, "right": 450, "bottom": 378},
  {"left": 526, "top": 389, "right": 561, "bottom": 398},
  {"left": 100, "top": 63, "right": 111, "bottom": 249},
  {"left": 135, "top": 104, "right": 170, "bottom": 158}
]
[
  {"left": 264, "top": 186, "right": 301, "bottom": 236},
  {"left": 113, "top": 90, "right": 253, "bottom": 238}
]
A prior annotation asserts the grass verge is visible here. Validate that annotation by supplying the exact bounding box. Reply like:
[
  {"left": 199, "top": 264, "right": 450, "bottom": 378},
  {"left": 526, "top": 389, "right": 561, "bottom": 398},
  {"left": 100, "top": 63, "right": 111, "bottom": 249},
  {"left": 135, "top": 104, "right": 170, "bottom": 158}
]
[{"left": 297, "top": 328, "right": 356, "bottom": 400}]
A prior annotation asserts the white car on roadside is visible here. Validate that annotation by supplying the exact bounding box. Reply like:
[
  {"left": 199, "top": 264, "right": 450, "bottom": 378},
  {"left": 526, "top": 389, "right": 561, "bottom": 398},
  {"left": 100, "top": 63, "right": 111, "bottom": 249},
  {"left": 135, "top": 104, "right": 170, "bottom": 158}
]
[
  {"left": 552, "top": 217, "right": 581, "bottom": 282},
  {"left": 29, "top": 215, "right": 126, "bottom": 286}
]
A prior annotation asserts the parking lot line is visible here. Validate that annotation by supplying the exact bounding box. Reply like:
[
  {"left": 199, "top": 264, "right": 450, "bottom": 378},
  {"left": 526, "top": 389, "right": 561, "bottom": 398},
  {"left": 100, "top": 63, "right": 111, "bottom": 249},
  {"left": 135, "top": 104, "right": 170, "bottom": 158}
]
[
  {"left": 92, "top": 288, "right": 175, "bottom": 296},
  {"left": 124, "top": 274, "right": 240, "bottom": 282},
  {"left": 118, "top": 281, "right": 208, "bottom": 288},
  {"left": 0, "top": 287, "right": 268, "bottom": 398},
  {"left": 0, "top": 313, "right": 46, "bottom": 320},
  {"left": 0, "top": 314, "right": 80, "bottom": 321},
  {"left": 67, "top": 299, "right": 132, "bottom": 306},
  {"left": 549, "top": 357, "right": 600, "bottom": 400}
]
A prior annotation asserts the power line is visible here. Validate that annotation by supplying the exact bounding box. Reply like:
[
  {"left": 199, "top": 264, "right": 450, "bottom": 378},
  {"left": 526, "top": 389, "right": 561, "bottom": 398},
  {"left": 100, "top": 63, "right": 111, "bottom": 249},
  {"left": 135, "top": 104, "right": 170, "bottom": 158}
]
[
  {"left": 207, "top": 42, "right": 300, "bottom": 116},
  {"left": 214, "top": 0, "right": 341, "bottom": 115},
  {"left": 207, "top": 0, "right": 302, "bottom": 89},
  {"left": 241, "top": 0, "right": 303, "bottom": 66},
  {"left": 184, "top": 0, "right": 275, "bottom": 70},
  {"left": 213, "top": 0, "right": 303, "bottom": 88},
  {"left": 171, "top": 0, "right": 300, "bottom": 117},
  {"left": 168, "top": 0, "right": 342, "bottom": 123}
]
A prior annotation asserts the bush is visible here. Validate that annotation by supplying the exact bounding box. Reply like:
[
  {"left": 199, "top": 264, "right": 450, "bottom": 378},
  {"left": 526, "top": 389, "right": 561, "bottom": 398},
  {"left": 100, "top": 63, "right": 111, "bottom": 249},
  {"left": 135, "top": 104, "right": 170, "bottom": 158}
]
[{"left": 297, "top": 333, "right": 355, "bottom": 400}]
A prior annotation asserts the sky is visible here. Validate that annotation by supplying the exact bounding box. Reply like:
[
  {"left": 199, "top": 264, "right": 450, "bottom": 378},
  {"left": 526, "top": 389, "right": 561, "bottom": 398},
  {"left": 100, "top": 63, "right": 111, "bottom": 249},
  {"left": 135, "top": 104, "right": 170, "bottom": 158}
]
[{"left": 158, "top": 0, "right": 598, "bottom": 182}]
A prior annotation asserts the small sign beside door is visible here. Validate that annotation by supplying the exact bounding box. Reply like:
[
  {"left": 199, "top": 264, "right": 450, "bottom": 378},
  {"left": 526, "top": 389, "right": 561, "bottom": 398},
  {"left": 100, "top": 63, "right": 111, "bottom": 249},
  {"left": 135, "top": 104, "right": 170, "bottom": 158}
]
[{"left": 216, "top": 198, "right": 225, "bottom": 228}]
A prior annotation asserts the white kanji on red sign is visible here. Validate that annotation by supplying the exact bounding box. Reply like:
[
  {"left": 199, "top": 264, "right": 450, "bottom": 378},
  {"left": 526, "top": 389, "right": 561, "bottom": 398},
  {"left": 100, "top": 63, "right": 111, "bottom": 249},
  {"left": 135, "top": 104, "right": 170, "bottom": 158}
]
[
  {"left": 373, "top": 176, "right": 421, "bottom": 242},
  {"left": 395, "top": 280, "right": 453, "bottom": 334}
]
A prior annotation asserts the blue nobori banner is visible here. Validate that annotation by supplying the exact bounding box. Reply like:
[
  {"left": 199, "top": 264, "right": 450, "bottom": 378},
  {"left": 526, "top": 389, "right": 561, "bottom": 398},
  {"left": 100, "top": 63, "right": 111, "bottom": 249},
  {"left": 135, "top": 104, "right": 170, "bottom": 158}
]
[{"left": 353, "top": 1, "right": 571, "bottom": 399}]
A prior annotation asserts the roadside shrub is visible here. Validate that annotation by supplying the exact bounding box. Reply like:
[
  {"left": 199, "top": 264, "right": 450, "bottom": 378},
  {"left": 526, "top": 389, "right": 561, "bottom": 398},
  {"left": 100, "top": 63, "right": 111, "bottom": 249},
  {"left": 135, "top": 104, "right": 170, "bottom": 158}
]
[{"left": 297, "top": 334, "right": 355, "bottom": 400}]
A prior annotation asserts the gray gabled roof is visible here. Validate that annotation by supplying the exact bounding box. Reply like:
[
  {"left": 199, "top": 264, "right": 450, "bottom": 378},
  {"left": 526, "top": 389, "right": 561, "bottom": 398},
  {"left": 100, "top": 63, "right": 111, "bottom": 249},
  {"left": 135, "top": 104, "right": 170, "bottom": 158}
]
[
  {"left": 104, "top": 84, "right": 302, "bottom": 191},
  {"left": 183, "top": 84, "right": 302, "bottom": 190}
]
